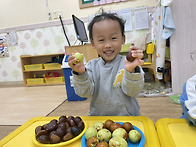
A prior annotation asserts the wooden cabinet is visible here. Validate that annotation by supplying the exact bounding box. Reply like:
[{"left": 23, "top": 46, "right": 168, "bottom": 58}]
[
  {"left": 65, "top": 44, "right": 98, "bottom": 62},
  {"left": 20, "top": 53, "right": 65, "bottom": 87}
]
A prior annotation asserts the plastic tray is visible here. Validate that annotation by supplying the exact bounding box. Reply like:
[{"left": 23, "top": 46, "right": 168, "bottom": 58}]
[
  {"left": 45, "top": 76, "right": 64, "bottom": 83},
  {"left": 24, "top": 64, "right": 43, "bottom": 70},
  {"left": 155, "top": 118, "right": 196, "bottom": 147},
  {"left": 26, "top": 78, "right": 45, "bottom": 84},
  {"left": 44, "top": 63, "right": 61, "bottom": 69},
  {"left": 0, "top": 116, "right": 160, "bottom": 147}
]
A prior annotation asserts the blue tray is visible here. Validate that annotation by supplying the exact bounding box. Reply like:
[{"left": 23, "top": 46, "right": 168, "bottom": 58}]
[{"left": 81, "top": 122, "right": 145, "bottom": 147}]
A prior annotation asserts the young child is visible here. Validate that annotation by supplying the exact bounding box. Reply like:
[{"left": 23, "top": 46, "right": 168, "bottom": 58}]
[
  {"left": 68, "top": 11, "right": 145, "bottom": 116},
  {"left": 180, "top": 74, "right": 196, "bottom": 125}
]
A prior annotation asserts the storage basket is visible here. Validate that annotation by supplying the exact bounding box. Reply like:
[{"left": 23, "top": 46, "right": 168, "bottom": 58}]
[
  {"left": 43, "top": 63, "right": 61, "bottom": 69},
  {"left": 45, "top": 76, "right": 64, "bottom": 83},
  {"left": 24, "top": 64, "right": 43, "bottom": 70},
  {"left": 26, "top": 78, "right": 45, "bottom": 84}
]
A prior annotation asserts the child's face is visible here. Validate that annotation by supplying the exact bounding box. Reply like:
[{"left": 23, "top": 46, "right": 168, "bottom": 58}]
[{"left": 91, "top": 19, "right": 125, "bottom": 63}]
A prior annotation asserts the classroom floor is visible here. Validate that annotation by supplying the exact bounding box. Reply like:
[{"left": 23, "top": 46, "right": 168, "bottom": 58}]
[{"left": 0, "top": 83, "right": 182, "bottom": 141}]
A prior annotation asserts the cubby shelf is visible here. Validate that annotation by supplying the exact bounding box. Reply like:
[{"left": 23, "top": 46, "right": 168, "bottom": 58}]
[{"left": 20, "top": 53, "right": 65, "bottom": 87}]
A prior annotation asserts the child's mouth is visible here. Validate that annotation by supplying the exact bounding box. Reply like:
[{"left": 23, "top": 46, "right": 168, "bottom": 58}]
[{"left": 104, "top": 50, "right": 114, "bottom": 56}]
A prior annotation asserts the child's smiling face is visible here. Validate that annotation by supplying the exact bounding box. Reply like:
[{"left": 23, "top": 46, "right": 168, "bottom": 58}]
[{"left": 91, "top": 19, "right": 125, "bottom": 63}]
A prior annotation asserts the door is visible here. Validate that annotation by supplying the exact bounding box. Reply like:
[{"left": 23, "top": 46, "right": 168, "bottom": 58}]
[{"left": 170, "top": 0, "right": 196, "bottom": 93}]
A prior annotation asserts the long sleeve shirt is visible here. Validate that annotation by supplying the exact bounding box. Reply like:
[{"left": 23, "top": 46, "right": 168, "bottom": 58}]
[{"left": 72, "top": 54, "right": 144, "bottom": 116}]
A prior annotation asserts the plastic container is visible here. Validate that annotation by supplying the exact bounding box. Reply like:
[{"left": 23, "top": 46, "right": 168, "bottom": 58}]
[
  {"left": 43, "top": 63, "right": 61, "bottom": 69},
  {"left": 155, "top": 118, "right": 196, "bottom": 147},
  {"left": 24, "top": 64, "right": 43, "bottom": 70},
  {"left": 0, "top": 116, "right": 160, "bottom": 147},
  {"left": 45, "top": 76, "right": 64, "bottom": 83},
  {"left": 26, "top": 78, "right": 45, "bottom": 84},
  {"left": 61, "top": 55, "right": 86, "bottom": 101}
]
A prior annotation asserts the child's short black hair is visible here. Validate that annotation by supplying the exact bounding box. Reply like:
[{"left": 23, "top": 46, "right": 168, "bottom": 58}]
[{"left": 88, "top": 9, "right": 126, "bottom": 40}]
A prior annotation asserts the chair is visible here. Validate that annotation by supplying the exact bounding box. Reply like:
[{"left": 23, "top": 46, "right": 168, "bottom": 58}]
[{"left": 141, "top": 43, "right": 159, "bottom": 82}]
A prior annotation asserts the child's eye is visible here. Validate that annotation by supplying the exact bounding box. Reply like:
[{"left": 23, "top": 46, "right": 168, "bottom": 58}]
[
  {"left": 112, "top": 37, "right": 117, "bottom": 40},
  {"left": 99, "top": 39, "right": 104, "bottom": 42}
]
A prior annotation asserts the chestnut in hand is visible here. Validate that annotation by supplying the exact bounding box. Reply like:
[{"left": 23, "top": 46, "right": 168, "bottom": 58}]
[
  {"left": 126, "top": 43, "right": 135, "bottom": 62},
  {"left": 126, "top": 51, "right": 135, "bottom": 62}
]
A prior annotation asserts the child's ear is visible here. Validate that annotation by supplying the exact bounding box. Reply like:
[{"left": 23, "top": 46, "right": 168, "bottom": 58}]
[
  {"left": 122, "top": 34, "right": 126, "bottom": 44},
  {"left": 90, "top": 40, "right": 96, "bottom": 48}
]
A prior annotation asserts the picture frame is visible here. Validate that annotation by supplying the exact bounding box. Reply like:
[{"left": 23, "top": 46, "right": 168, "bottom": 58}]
[{"left": 79, "top": 0, "right": 128, "bottom": 9}]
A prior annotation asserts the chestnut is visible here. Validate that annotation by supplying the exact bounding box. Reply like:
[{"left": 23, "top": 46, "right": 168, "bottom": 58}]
[
  {"left": 96, "top": 142, "right": 109, "bottom": 147},
  {"left": 49, "top": 131, "right": 56, "bottom": 138},
  {"left": 104, "top": 119, "right": 114, "bottom": 130},
  {"left": 71, "top": 126, "right": 81, "bottom": 136},
  {"left": 74, "top": 116, "right": 82, "bottom": 125},
  {"left": 36, "top": 130, "right": 48, "bottom": 140},
  {"left": 66, "top": 127, "right": 72, "bottom": 133},
  {"left": 63, "top": 132, "right": 74, "bottom": 141},
  {"left": 50, "top": 134, "right": 61, "bottom": 144},
  {"left": 50, "top": 119, "right": 58, "bottom": 125},
  {"left": 56, "top": 127, "right": 65, "bottom": 139},
  {"left": 126, "top": 43, "right": 135, "bottom": 62},
  {"left": 109, "top": 122, "right": 123, "bottom": 132},
  {"left": 46, "top": 122, "right": 57, "bottom": 132},
  {"left": 86, "top": 136, "right": 99, "bottom": 147},
  {"left": 78, "top": 121, "right": 85, "bottom": 130},
  {"left": 59, "top": 115, "right": 67, "bottom": 124},
  {"left": 37, "top": 134, "right": 50, "bottom": 144},
  {"left": 35, "top": 126, "right": 43, "bottom": 134},
  {"left": 69, "top": 119, "right": 76, "bottom": 127},
  {"left": 123, "top": 122, "right": 133, "bottom": 133},
  {"left": 58, "top": 123, "right": 67, "bottom": 132},
  {"left": 67, "top": 116, "right": 74, "bottom": 122},
  {"left": 126, "top": 51, "right": 135, "bottom": 62}
]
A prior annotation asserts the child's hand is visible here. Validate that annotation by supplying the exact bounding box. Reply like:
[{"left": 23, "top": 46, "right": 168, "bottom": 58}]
[
  {"left": 125, "top": 46, "right": 144, "bottom": 73},
  {"left": 68, "top": 53, "right": 86, "bottom": 75}
]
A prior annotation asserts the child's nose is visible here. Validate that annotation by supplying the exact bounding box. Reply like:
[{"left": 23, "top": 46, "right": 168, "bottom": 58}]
[{"left": 105, "top": 41, "right": 112, "bottom": 48}]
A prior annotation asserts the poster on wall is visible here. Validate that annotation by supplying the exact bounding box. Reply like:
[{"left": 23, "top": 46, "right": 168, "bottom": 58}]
[
  {"left": 134, "top": 7, "right": 149, "bottom": 30},
  {"left": 79, "top": 0, "right": 127, "bottom": 9},
  {"left": 0, "top": 35, "right": 9, "bottom": 58}
]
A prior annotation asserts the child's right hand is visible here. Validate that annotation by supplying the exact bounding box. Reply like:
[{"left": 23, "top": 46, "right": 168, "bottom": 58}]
[{"left": 68, "top": 53, "right": 86, "bottom": 75}]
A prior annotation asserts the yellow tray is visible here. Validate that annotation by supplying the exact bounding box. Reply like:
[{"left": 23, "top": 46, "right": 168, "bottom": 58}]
[
  {"left": 26, "top": 78, "right": 45, "bottom": 84},
  {"left": 155, "top": 118, "right": 196, "bottom": 147},
  {"left": 24, "top": 64, "right": 43, "bottom": 71},
  {"left": 0, "top": 116, "right": 160, "bottom": 147},
  {"left": 45, "top": 76, "right": 64, "bottom": 83},
  {"left": 43, "top": 63, "right": 61, "bottom": 69}
]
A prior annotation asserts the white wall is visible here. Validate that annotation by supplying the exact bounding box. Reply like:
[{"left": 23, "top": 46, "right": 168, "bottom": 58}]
[
  {"left": 1, "top": 0, "right": 158, "bottom": 29},
  {"left": 0, "top": 0, "right": 158, "bottom": 83}
]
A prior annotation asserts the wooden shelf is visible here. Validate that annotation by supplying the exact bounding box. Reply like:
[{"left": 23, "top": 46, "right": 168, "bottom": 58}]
[
  {"left": 25, "top": 82, "right": 65, "bottom": 87},
  {"left": 23, "top": 68, "right": 62, "bottom": 73},
  {"left": 20, "top": 53, "right": 65, "bottom": 87}
]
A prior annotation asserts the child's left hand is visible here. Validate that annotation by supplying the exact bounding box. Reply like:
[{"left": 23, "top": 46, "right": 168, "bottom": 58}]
[{"left": 125, "top": 46, "right": 144, "bottom": 73}]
